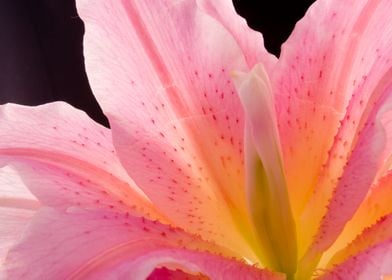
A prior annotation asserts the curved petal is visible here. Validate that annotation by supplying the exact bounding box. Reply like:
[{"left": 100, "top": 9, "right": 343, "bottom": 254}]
[
  {"left": 327, "top": 214, "right": 392, "bottom": 269},
  {"left": 298, "top": 79, "right": 392, "bottom": 278},
  {"left": 0, "top": 102, "right": 163, "bottom": 220},
  {"left": 0, "top": 165, "right": 39, "bottom": 209},
  {"left": 318, "top": 239, "right": 392, "bottom": 280},
  {"left": 272, "top": 0, "right": 392, "bottom": 229},
  {"left": 0, "top": 166, "right": 39, "bottom": 273},
  {"left": 77, "top": 0, "right": 263, "bottom": 258},
  {"left": 6, "top": 160, "right": 162, "bottom": 221},
  {"left": 270, "top": 0, "right": 392, "bottom": 259},
  {"left": 147, "top": 267, "right": 208, "bottom": 280},
  {"left": 320, "top": 172, "right": 392, "bottom": 267},
  {"left": 195, "top": 0, "right": 277, "bottom": 71},
  {"left": 3, "top": 207, "right": 283, "bottom": 280}
]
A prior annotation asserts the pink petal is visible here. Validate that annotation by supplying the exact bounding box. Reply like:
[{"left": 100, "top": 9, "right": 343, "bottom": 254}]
[
  {"left": 321, "top": 172, "right": 392, "bottom": 267},
  {"left": 272, "top": 0, "right": 392, "bottom": 230},
  {"left": 0, "top": 207, "right": 35, "bottom": 278},
  {"left": 327, "top": 214, "right": 392, "bottom": 269},
  {"left": 4, "top": 207, "right": 283, "bottom": 280},
  {"left": 298, "top": 77, "right": 392, "bottom": 277},
  {"left": 318, "top": 239, "right": 392, "bottom": 280},
  {"left": 196, "top": 0, "right": 277, "bottom": 70},
  {"left": 272, "top": 0, "right": 392, "bottom": 258},
  {"left": 0, "top": 166, "right": 39, "bottom": 273},
  {"left": 147, "top": 267, "right": 208, "bottom": 279},
  {"left": 77, "top": 0, "right": 264, "bottom": 258},
  {"left": 0, "top": 165, "right": 38, "bottom": 209},
  {"left": 0, "top": 102, "right": 163, "bottom": 220}
]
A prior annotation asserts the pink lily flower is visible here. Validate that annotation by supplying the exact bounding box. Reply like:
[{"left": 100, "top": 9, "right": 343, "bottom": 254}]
[{"left": 1, "top": 0, "right": 391, "bottom": 279}]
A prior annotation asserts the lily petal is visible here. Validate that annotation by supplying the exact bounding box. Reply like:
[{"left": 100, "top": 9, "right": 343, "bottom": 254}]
[
  {"left": 4, "top": 207, "right": 283, "bottom": 280},
  {"left": 318, "top": 238, "right": 392, "bottom": 280},
  {"left": 327, "top": 214, "right": 392, "bottom": 270},
  {"left": 298, "top": 73, "right": 392, "bottom": 278},
  {"left": 321, "top": 172, "right": 392, "bottom": 267},
  {"left": 0, "top": 166, "right": 39, "bottom": 274},
  {"left": 0, "top": 102, "right": 162, "bottom": 220},
  {"left": 147, "top": 267, "right": 207, "bottom": 280},
  {"left": 271, "top": 0, "right": 392, "bottom": 259},
  {"left": 77, "top": 0, "right": 266, "bottom": 258},
  {"left": 195, "top": 0, "right": 277, "bottom": 70}
]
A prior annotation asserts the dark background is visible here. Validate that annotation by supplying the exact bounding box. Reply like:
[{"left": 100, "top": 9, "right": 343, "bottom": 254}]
[{"left": 0, "top": 0, "right": 315, "bottom": 127}]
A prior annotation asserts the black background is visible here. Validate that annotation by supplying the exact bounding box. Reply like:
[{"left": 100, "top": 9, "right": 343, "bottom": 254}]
[{"left": 0, "top": 0, "right": 315, "bottom": 127}]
